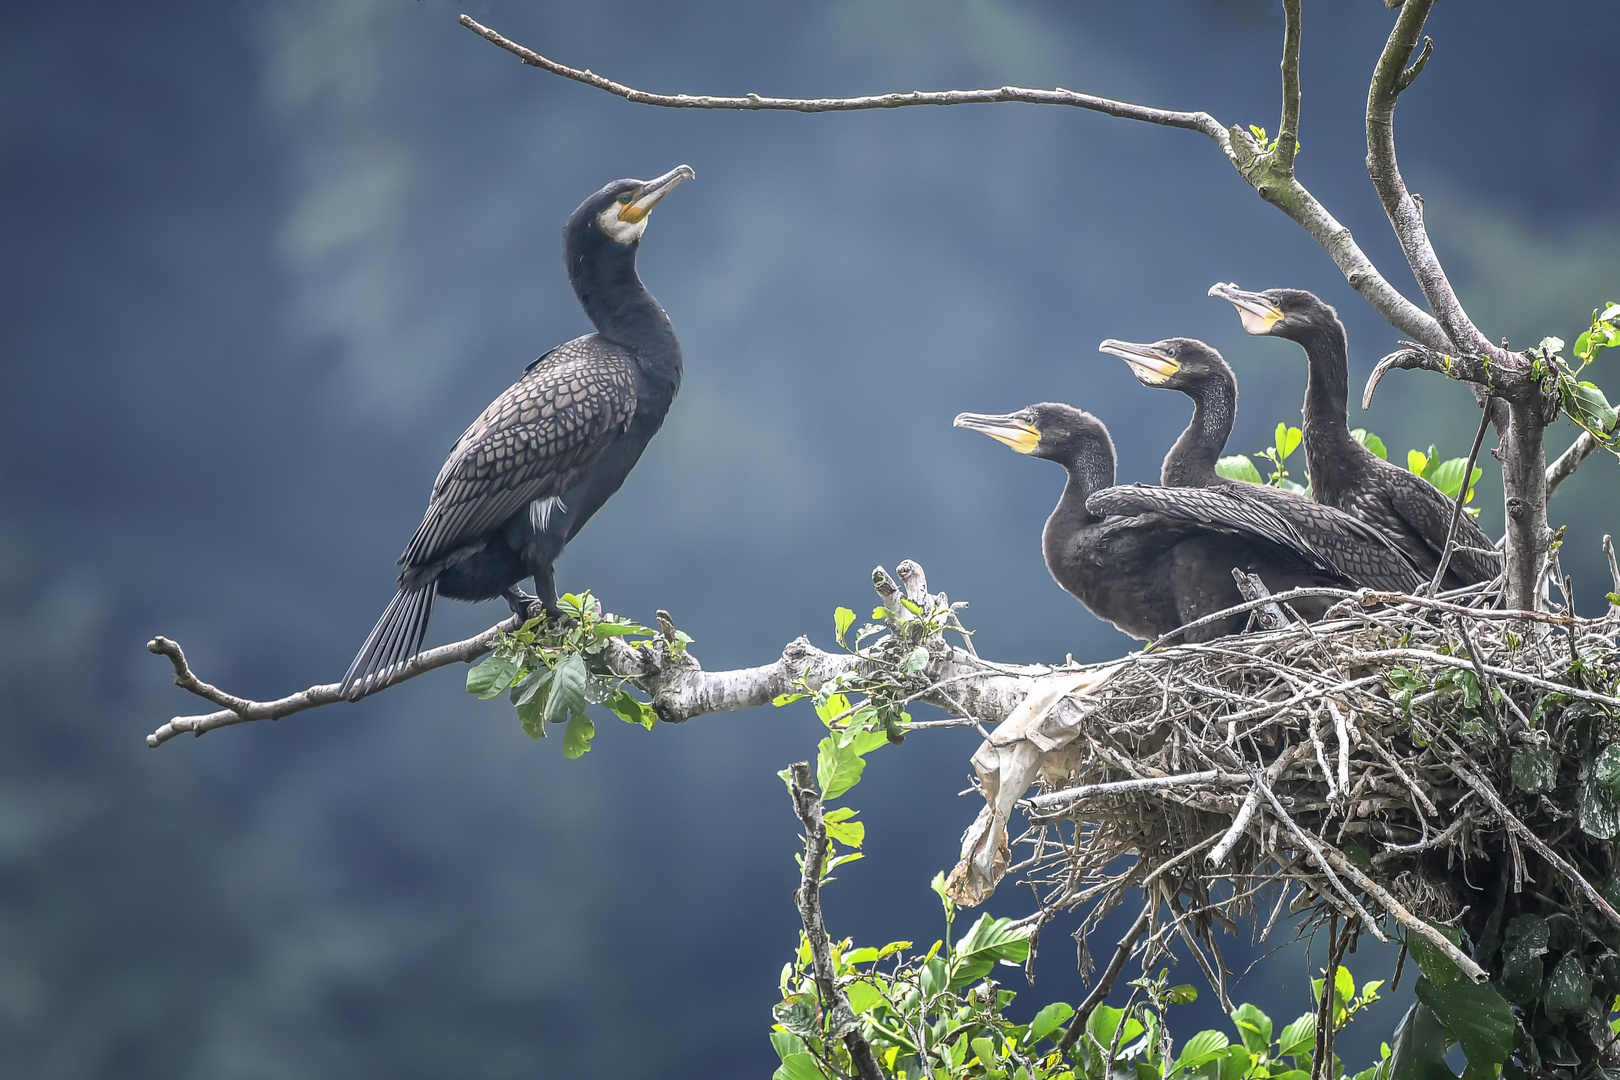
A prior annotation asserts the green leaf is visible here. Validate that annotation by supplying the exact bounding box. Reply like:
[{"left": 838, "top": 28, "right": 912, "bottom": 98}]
[
  {"left": 1229, "top": 1002, "right": 1272, "bottom": 1053},
  {"left": 1544, "top": 954, "right": 1595, "bottom": 1017},
  {"left": 773, "top": 995, "right": 819, "bottom": 1039},
  {"left": 1498, "top": 914, "right": 1548, "bottom": 1005},
  {"left": 562, "top": 714, "right": 595, "bottom": 758},
  {"left": 901, "top": 646, "right": 930, "bottom": 676},
  {"left": 466, "top": 654, "right": 520, "bottom": 699},
  {"left": 1029, "top": 1001, "right": 1075, "bottom": 1042},
  {"left": 544, "top": 654, "right": 588, "bottom": 727},
  {"left": 1216, "top": 455, "right": 1265, "bottom": 484},
  {"left": 591, "top": 622, "right": 651, "bottom": 638},
  {"left": 772, "top": 1052, "right": 824, "bottom": 1080},
  {"left": 1386, "top": 1002, "right": 1452, "bottom": 1080},
  {"left": 1510, "top": 747, "right": 1557, "bottom": 793},
  {"left": 1597, "top": 744, "right": 1620, "bottom": 793},
  {"left": 1566, "top": 380, "right": 1619, "bottom": 433},
  {"left": 1165, "top": 983, "right": 1198, "bottom": 1005},
  {"left": 606, "top": 688, "right": 656, "bottom": 730},
  {"left": 772, "top": 692, "right": 807, "bottom": 707},
  {"left": 770, "top": 1030, "right": 809, "bottom": 1062},
  {"left": 1413, "top": 975, "right": 1514, "bottom": 1077},
  {"left": 1277, "top": 1014, "right": 1315, "bottom": 1059},
  {"left": 949, "top": 914, "right": 1030, "bottom": 987},
  {"left": 1406, "top": 923, "right": 1463, "bottom": 988},
  {"left": 920, "top": 954, "right": 947, "bottom": 998},
  {"left": 833, "top": 606, "right": 856, "bottom": 646},
  {"left": 845, "top": 980, "right": 884, "bottom": 1015},
  {"left": 1351, "top": 428, "right": 1388, "bottom": 460},
  {"left": 823, "top": 808, "right": 865, "bottom": 849},
  {"left": 1427, "top": 458, "right": 1474, "bottom": 500},
  {"left": 1406, "top": 448, "right": 1429, "bottom": 477},
  {"left": 1601, "top": 303, "right": 1620, "bottom": 323},
  {"left": 1173, "top": 1029, "right": 1230, "bottom": 1072},
  {"left": 816, "top": 735, "right": 866, "bottom": 801},
  {"left": 1335, "top": 964, "right": 1356, "bottom": 1011},
  {"left": 1580, "top": 760, "right": 1620, "bottom": 839}
]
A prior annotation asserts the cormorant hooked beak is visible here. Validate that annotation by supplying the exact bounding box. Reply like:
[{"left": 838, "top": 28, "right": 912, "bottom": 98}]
[
  {"left": 1099, "top": 339, "right": 1179, "bottom": 385},
  {"left": 619, "top": 164, "right": 696, "bottom": 224},
  {"left": 953, "top": 410, "right": 1041, "bottom": 454},
  {"left": 1208, "top": 282, "right": 1283, "bottom": 335}
]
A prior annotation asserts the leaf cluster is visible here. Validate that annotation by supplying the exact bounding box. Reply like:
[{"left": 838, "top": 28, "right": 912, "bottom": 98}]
[
  {"left": 1536, "top": 303, "right": 1620, "bottom": 458},
  {"left": 463, "top": 591, "right": 660, "bottom": 756},
  {"left": 1215, "top": 423, "right": 1480, "bottom": 514}
]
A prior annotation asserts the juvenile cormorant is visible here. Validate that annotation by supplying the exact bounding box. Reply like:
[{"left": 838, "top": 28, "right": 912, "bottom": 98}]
[
  {"left": 340, "top": 165, "right": 695, "bottom": 699},
  {"left": 1207, "top": 284, "right": 1500, "bottom": 588},
  {"left": 1097, "top": 337, "right": 1424, "bottom": 593},
  {"left": 954, "top": 403, "right": 1371, "bottom": 642}
]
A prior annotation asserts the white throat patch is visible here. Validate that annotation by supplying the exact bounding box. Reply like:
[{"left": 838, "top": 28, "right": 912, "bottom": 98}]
[{"left": 597, "top": 204, "right": 648, "bottom": 245}]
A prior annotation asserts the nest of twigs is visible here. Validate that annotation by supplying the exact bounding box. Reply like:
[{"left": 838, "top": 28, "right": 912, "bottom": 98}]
[{"left": 980, "top": 583, "right": 1620, "bottom": 1008}]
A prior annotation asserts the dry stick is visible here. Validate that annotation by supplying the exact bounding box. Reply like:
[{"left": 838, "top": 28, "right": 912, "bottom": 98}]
[
  {"left": 1356, "top": 647, "right": 1620, "bottom": 711},
  {"left": 1055, "top": 903, "right": 1154, "bottom": 1057},
  {"left": 1428, "top": 400, "right": 1495, "bottom": 593},
  {"left": 1547, "top": 431, "right": 1601, "bottom": 496},
  {"left": 1605, "top": 535, "right": 1620, "bottom": 616},
  {"left": 1209, "top": 744, "right": 1309, "bottom": 868},
  {"left": 786, "top": 762, "right": 887, "bottom": 1080},
  {"left": 1024, "top": 771, "right": 1238, "bottom": 813}
]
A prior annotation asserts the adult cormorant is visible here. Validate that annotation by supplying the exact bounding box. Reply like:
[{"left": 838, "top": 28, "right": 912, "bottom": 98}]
[
  {"left": 340, "top": 165, "right": 695, "bottom": 699},
  {"left": 954, "top": 403, "right": 1372, "bottom": 642},
  {"left": 1097, "top": 337, "right": 1424, "bottom": 593},
  {"left": 1207, "top": 284, "right": 1500, "bottom": 588}
]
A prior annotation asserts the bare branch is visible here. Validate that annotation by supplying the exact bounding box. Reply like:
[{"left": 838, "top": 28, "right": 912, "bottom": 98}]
[
  {"left": 457, "top": 14, "right": 1451, "bottom": 351},
  {"left": 147, "top": 564, "right": 1056, "bottom": 747},
  {"left": 1547, "top": 431, "right": 1600, "bottom": 495},
  {"left": 458, "top": 14, "right": 1231, "bottom": 143},
  {"left": 145, "top": 624, "right": 514, "bottom": 746},
  {"left": 1275, "top": 0, "right": 1302, "bottom": 176},
  {"left": 788, "top": 761, "right": 888, "bottom": 1080},
  {"left": 1427, "top": 400, "right": 1494, "bottom": 592},
  {"left": 1366, "top": 0, "right": 1492, "bottom": 360},
  {"left": 1055, "top": 903, "right": 1152, "bottom": 1057}
]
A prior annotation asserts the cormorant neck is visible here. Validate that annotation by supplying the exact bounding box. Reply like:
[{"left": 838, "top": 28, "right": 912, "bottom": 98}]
[
  {"left": 1163, "top": 377, "right": 1236, "bottom": 488},
  {"left": 1046, "top": 441, "right": 1115, "bottom": 548},
  {"left": 1293, "top": 319, "right": 1354, "bottom": 450},
  {"left": 567, "top": 236, "right": 680, "bottom": 363}
]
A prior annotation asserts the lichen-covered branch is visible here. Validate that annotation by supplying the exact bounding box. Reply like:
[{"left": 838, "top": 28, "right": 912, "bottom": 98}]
[{"left": 146, "top": 563, "right": 1044, "bottom": 747}]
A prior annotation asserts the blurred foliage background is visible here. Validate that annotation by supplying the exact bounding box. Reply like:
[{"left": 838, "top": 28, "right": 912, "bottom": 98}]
[{"left": 1, "top": 1, "right": 1616, "bottom": 1076}]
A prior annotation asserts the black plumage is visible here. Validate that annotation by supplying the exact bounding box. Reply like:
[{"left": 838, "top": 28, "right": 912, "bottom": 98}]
[
  {"left": 1097, "top": 337, "right": 1424, "bottom": 594},
  {"left": 954, "top": 403, "right": 1371, "bottom": 642},
  {"left": 1209, "top": 284, "right": 1501, "bottom": 588},
  {"left": 340, "top": 165, "right": 695, "bottom": 699}
]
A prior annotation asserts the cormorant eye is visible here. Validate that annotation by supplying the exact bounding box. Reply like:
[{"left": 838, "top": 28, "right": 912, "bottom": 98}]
[{"left": 617, "top": 192, "right": 634, "bottom": 205}]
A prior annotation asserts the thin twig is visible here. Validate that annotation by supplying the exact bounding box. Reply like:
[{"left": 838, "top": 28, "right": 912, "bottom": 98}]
[
  {"left": 787, "top": 762, "right": 887, "bottom": 1080},
  {"left": 1056, "top": 903, "right": 1153, "bottom": 1057},
  {"left": 1428, "top": 400, "right": 1494, "bottom": 592}
]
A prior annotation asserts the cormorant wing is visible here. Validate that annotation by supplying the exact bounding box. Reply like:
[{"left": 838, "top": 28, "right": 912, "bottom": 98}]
[
  {"left": 1385, "top": 470, "right": 1502, "bottom": 584},
  {"left": 1086, "top": 483, "right": 1334, "bottom": 574},
  {"left": 400, "top": 336, "right": 637, "bottom": 568},
  {"left": 1223, "top": 482, "right": 1427, "bottom": 593}
]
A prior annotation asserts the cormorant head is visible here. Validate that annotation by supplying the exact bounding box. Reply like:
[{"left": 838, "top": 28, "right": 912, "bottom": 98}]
[
  {"left": 1207, "top": 283, "right": 1337, "bottom": 341},
  {"left": 953, "top": 402, "right": 1111, "bottom": 467},
  {"left": 569, "top": 165, "right": 696, "bottom": 248},
  {"left": 1098, "top": 337, "right": 1232, "bottom": 394}
]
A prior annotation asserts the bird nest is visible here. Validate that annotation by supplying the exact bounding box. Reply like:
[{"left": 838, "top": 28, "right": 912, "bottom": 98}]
[{"left": 947, "top": 583, "right": 1620, "bottom": 1003}]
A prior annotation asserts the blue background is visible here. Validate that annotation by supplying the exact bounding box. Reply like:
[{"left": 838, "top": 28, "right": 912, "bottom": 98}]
[{"left": 2, "top": 1, "right": 1617, "bottom": 1076}]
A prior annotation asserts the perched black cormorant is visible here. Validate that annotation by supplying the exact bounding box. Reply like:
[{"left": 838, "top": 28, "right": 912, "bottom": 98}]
[
  {"left": 954, "top": 403, "right": 1373, "bottom": 642},
  {"left": 340, "top": 165, "right": 695, "bottom": 699},
  {"left": 1097, "top": 337, "right": 1424, "bottom": 593},
  {"left": 1207, "top": 284, "right": 1500, "bottom": 588}
]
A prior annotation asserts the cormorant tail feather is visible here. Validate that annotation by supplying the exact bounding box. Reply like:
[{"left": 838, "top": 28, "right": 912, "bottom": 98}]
[{"left": 339, "top": 584, "right": 437, "bottom": 700}]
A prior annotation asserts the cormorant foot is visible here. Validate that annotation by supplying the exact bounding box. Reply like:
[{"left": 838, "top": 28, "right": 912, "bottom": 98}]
[{"left": 503, "top": 588, "right": 555, "bottom": 625}]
